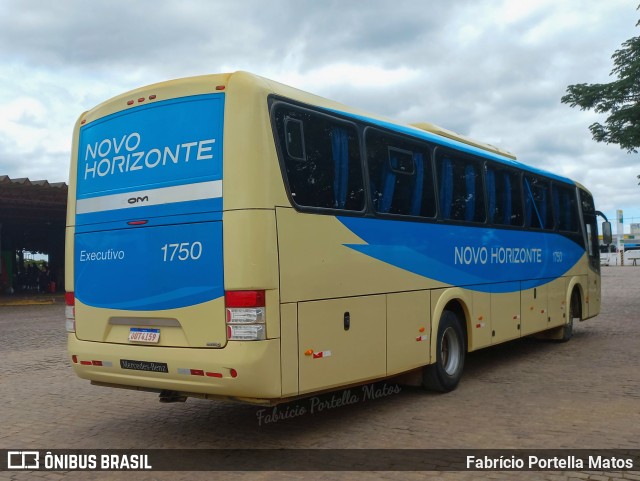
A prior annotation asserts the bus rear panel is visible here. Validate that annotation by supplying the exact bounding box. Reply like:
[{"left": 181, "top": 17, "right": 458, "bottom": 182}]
[{"left": 66, "top": 77, "right": 282, "bottom": 403}]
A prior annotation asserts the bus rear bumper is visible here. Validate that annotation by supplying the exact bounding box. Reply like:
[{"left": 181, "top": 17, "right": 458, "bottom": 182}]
[{"left": 68, "top": 335, "right": 282, "bottom": 402}]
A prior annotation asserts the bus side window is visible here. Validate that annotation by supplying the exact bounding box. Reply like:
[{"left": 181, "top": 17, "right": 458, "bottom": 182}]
[
  {"left": 553, "top": 184, "right": 579, "bottom": 232},
  {"left": 365, "top": 129, "right": 435, "bottom": 217},
  {"left": 378, "top": 147, "right": 414, "bottom": 213},
  {"left": 486, "top": 165, "right": 523, "bottom": 226},
  {"left": 504, "top": 172, "right": 523, "bottom": 226},
  {"left": 524, "top": 176, "right": 553, "bottom": 230},
  {"left": 274, "top": 106, "right": 364, "bottom": 212},
  {"left": 284, "top": 118, "right": 306, "bottom": 161},
  {"left": 486, "top": 167, "right": 496, "bottom": 223},
  {"left": 437, "top": 152, "right": 485, "bottom": 223}
]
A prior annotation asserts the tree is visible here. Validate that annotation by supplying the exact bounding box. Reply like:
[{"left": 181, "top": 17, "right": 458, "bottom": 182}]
[{"left": 561, "top": 11, "right": 640, "bottom": 171}]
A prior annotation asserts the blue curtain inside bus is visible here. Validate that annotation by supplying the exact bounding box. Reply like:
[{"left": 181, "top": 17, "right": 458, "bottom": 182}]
[
  {"left": 524, "top": 177, "right": 544, "bottom": 228},
  {"left": 331, "top": 127, "right": 349, "bottom": 209},
  {"left": 553, "top": 188, "right": 560, "bottom": 228},
  {"left": 486, "top": 168, "right": 496, "bottom": 223},
  {"left": 379, "top": 155, "right": 397, "bottom": 213},
  {"left": 464, "top": 164, "right": 476, "bottom": 222},
  {"left": 503, "top": 172, "right": 512, "bottom": 225},
  {"left": 540, "top": 187, "right": 547, "bottom": 227},
  {"left": 410, "top": 153, "right": 424, "bottom": 216},
  {"left": 440, "top": 158, "right": 453, "bottom": 219}
]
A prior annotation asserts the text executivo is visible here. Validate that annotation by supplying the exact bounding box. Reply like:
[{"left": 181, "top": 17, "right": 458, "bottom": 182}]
[{"left": 83, "top": 132, "right": 215, "bottom": 180}]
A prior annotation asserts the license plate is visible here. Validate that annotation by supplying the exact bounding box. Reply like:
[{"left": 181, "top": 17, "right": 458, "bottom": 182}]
[{"left": 128, "top": 328, "right": 160, "bottom": 344}]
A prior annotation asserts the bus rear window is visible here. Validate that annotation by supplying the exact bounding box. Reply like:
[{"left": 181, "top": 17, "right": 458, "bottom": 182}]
[{"left": 273, "top": 104, "right": 365, "bottom": 212}]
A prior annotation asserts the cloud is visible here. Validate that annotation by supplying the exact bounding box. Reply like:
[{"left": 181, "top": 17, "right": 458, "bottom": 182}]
[{"left": 0, "top": 0, "right": 638, "bottom": 219}]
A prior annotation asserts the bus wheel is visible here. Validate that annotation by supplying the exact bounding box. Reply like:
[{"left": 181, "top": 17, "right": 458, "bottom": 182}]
[
  {"left": 559, "top": 292, "right": 580, "bottom": 343},
  {"left": 422, "top": 310, "right": 466, "bottom": 392}
]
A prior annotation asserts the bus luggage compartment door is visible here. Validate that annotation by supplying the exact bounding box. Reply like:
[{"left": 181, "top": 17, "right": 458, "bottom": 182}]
[{"left": 297, "top": 295, "right": 386, "bottom": 394}]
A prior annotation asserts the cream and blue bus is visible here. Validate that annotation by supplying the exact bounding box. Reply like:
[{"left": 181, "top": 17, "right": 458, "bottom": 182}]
[{"left": 65, "top": 71, "right": 611, "bottom": 404}]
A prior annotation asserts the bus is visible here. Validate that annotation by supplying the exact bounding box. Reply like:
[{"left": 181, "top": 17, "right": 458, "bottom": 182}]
[{"left": 65, "top": 71, "right": 612, "bottom": 404}]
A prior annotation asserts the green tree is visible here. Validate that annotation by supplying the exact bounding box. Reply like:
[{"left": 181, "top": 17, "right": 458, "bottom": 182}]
[{"left": 561, "top": 12, "right": 640, "bottom": 162}]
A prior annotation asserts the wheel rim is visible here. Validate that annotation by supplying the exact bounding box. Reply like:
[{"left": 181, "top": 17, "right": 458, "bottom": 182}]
[{"left": 441, "top": 326, "right": 461, "bottom": 376}]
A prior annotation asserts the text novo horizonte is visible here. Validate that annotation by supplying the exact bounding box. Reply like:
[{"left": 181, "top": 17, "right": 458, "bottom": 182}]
[
  {"left": 454, "top": 246, "right": 542, "bottom": 266},
  {"left": 83, "top": 132, "right": 215, "bottom": 180}
]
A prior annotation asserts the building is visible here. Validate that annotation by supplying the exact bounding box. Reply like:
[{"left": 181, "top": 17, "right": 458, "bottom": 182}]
[{"left": 0, "top": 175, "right": 67, "bottom": 293}]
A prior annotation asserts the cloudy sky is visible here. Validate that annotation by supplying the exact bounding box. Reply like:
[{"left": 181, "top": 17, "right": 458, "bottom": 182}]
[{"left": 1, "top": 0, "right": 638, "bottom": 229}]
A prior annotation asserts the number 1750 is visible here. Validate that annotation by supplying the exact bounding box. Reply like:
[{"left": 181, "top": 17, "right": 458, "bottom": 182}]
[{"left": 161, "top": 241, "right": 203, "bottom": 262}]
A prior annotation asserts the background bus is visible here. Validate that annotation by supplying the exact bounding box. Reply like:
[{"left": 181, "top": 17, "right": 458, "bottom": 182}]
[{"left": 65, "top": 71, "right": 611, "bottom": 404}]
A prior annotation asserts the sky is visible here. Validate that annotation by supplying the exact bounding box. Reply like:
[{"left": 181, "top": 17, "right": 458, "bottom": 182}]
[{"left": 0, "top": 0, "right": 638, "bottom": 231}]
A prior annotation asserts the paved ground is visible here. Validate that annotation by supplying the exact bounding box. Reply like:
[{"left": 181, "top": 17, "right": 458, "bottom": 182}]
[{"left": 1, "top": 267, "right": 639, "bottom": 480}]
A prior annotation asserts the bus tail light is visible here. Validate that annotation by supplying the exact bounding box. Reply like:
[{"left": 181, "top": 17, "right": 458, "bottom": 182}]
[
  {"left": 225, "top": 290, "right": 266, "bottom": 341},
  {"left": 65, "top": 292, "right": 76, "bottom": 333}
]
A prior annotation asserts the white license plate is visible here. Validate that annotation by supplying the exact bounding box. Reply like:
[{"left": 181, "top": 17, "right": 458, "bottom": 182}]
[{"left": 128, "top": 328, "right": 160, "bottom": 344}]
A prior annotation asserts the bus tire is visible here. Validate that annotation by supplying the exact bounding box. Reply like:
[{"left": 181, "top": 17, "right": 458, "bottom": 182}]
[
  {"left": 422, "top": 310, "right": 466, "bottom": 392},
  {"left": 559, "top": 291, "right": 580, "bottom": 343}
]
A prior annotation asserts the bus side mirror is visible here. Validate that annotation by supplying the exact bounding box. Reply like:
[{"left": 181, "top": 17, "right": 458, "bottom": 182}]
[{"left": 602, "top": 221, "right": 613, "bottom": 246}]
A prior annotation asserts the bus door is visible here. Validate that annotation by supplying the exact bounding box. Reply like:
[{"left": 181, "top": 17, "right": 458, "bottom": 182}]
[
  {"left": 580, "top": 189, "right": 601, "bottom": 318},
  {"left": 584, "top": 215, "right": 601, "bottom": 317}
]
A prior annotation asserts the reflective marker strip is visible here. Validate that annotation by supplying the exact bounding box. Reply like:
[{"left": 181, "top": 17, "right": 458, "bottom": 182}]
[
  {"left": 178, "top": 368, "right": 223, "bottom": 378},
  {"left": 79, "top": 360, "right": 112, "bottom": 367},
  {"left": 312, "top": 351, "right": 332, "bottom": 359},
  {"left": 76, "top": 180, "right": 222, "bottom": 215}
]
